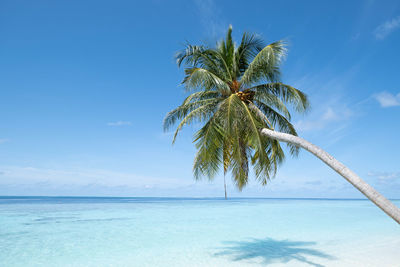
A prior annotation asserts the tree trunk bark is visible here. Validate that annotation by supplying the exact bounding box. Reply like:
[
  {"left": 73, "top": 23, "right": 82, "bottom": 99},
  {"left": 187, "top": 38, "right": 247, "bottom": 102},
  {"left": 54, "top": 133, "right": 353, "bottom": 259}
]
[
  {"left": 260, "top": 128, "right": 400, "bottom": 224},
  {"left": 224, "top": 174, "right": 227, "bottom": 200}
]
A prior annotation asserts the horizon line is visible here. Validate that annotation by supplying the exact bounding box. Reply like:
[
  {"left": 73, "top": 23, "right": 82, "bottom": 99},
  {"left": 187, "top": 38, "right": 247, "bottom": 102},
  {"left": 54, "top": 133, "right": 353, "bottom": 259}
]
[{"left": 1, "top": 195, "right": 399, "bottom": 201}]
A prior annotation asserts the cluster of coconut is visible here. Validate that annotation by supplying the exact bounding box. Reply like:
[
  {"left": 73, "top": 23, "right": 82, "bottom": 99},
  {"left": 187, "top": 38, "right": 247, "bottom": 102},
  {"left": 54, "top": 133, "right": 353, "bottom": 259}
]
[{"left": 236, "top": 89, "right": 255, "bottom": 103}]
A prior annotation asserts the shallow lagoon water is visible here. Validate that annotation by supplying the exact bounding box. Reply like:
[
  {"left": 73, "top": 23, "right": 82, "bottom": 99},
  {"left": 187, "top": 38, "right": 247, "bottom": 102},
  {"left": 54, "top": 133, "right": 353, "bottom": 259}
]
[{"left": 1, "top": 197, "right": 399, "bottom": 266}]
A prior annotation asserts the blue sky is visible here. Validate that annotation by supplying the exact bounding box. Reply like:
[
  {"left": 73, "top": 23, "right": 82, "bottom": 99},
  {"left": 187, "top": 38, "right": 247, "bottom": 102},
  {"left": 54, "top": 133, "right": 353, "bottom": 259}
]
[{"left": 1, "top": 0, "right": 400, "bottom": 198}]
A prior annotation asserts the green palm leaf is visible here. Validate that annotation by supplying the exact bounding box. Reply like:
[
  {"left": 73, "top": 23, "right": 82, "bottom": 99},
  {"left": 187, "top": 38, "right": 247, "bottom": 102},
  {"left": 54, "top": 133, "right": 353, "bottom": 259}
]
[{"left": 241, "top": 41, "right": 287, "bottom": 86}]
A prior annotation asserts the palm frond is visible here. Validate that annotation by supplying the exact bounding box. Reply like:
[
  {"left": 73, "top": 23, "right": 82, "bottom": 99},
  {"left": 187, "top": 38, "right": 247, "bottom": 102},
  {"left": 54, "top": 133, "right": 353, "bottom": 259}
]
[
  {"left": 163, "top": 97, "right": 220, "bottom": 131},
  {"left": 171, "top": 99, "right": 222, "bottom": 143},
  {"left": 193, "top": 116, "right": 224, "bottom": 179},
  {"left": 235, "top": 32, "right": 265, "bottom": 77},
  {"left": 182, "top": 67, "right": 230, "bottom": 94},
  {"left": 238, "top": 100, "right": 272, "bottom": 180},
  {"left": 253, "top": 91, "right": 291, "bottom": 120},
  {"left": 176, "top": 44, "right": 206, "bottom": 67},
  {"left": 254, "top": 100, "right": 300, "bottom": 156},
  {"left": 182, "top": 91, "right": 221, "bottom": 105},
  {"left": 252, "top": 83, "right": 309, "bottom": 112},
  {"left": 241, "top": 41, "right": 287, "bottom": 86}
]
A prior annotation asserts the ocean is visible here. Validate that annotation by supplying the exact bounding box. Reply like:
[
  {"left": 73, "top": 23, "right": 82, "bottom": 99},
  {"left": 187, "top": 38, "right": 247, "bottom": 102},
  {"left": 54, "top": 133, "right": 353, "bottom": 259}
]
[{"left": 0, "top": 196, "right": 399, "bottom": 267}]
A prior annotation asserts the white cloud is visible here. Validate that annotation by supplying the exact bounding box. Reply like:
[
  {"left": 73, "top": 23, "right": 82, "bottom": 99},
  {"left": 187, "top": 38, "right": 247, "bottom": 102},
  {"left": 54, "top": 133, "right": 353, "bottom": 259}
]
[
  {"left": 0, "top": 165, "right": 188, "bottom": 188},
  {"left": 374, "top": 16, "right": 400, "bottom": 39},
  {"left": 321, "top": 107, "right": 338, "bottom": 121},
  {"left": 295, "top": 106, "right": 352, "bottom": 132},
  {"left": 0, "top": 165, "right": 236, "bottom": 197},
  {"left": 368, "top": 171, "right": 400, "bottom": 182},
  {"left": 290, "top": 65, "right": 360, "bottom": 134},
  {"left": 0, "top": 139, "right": 9, "bottom": 144},
  {"left": 374, "top": 92, "right": 400, "bottom": 107},
  {"left": 107, "top": 121, "right": 132, "bottom": 126}
]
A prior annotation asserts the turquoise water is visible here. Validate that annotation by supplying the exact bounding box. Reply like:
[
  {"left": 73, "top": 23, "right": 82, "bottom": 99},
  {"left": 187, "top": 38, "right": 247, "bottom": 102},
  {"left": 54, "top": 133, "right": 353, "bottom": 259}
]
[{"left": 1, "top": 197, "right": 399, "bottom": 267}]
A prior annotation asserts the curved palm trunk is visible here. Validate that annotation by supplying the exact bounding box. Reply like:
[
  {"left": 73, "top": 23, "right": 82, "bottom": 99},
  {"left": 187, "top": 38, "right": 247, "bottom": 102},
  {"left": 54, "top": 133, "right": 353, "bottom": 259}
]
[{"left": 260, "top": 128, "right": 400, "bottom": 224}]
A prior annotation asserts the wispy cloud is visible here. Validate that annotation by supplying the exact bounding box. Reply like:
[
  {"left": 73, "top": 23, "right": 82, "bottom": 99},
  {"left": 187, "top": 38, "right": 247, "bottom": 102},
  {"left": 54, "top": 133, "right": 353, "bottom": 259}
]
[
  {"left": 107, "top": 121, "right": 132, "bottom": 126},
  {"left": 374, "top": 92, "right": 400, "bottom": 107},
  {"left": 368, "top": 171, "right": 400, "bottom": 182},
  {"left": 374, "top": 16, "right": 400, "bottom": 39},
  {"left": 0, "top": 165, "right": 188, "bottom": 188},
  {"left": 290, "top": 62, "right": 362, "bottom": 135},
  {"left": 304, "top": 180, "right": 323, "bottom": 186},
  {"left": 0, "top": 139, "right": 9, "bottom": 144},
  {"left": 194, "top": 0, "right": 227, "bottom": 38},
  {"left": 295, "top": 106, "right": 352, "bottom": 132}
]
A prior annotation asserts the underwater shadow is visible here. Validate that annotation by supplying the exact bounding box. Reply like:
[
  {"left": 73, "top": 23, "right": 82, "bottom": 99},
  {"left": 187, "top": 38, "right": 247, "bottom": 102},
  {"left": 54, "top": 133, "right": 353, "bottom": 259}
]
[{"left": 215, "top": 237, "right": 335, "bottom": 267}]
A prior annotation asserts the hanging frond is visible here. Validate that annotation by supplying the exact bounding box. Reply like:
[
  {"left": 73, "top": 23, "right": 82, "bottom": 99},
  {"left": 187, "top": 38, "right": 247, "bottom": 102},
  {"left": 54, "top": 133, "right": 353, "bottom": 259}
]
[
  {"left": 254, "top": 100, "right": 300, "bottom": 156},
  {"left": 252, "top": 82, "right": 309, "bottom": 112},
  {"left": 171, "top": 99, "right": 223, "bottom": 143},
  {"left": 193, "top": 116, "right": 224, "bottom": 180},
  {"left": 253, "top": 92, "right": 291, "bottom": 120},
  {"left": 163, "top": 97, "right": 221, "bottom": 131},
  {"left": 238, "top": 100, "right": 271, "bottom": 180}
]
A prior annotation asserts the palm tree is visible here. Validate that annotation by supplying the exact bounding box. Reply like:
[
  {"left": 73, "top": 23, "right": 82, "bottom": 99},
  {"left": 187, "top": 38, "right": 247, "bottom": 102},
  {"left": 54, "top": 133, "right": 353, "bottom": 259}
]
[{"left": 164, "top": 26, "right": 400, "bottom": 224}]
